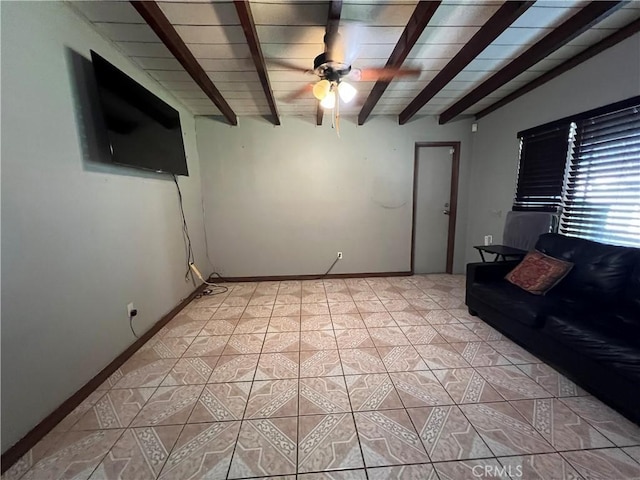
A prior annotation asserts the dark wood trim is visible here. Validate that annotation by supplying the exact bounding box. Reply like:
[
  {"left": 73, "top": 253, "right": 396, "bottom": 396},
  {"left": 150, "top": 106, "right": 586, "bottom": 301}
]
[
  {"left": 216, "top": 272, "right": 412, "bottom": 282},
  {"left": 234, "top": 1, "right": 280, "bottom": 126},
  {"left": 438, "top": 1, "right": 625, "bottom": 125},
  {"left": 130, "top": 1, "right": 237, "bottom": 125},
  {"left": 398, "top": 1, "right": 533, "bottom": 125},
  {"left": 317, "top": 0, "right": 342, "bottom": 125},
  {"left": 357, "top": 1, "right": 441, "bottom": 125},
  {"left": 476, "top": 19, "right": 640, "bottom": 120},
  {"left": 1, "top": 284, "right": 206, "bottom": 473},
  {"left": 517, "top": 95, "right": 640, "bottom": 138},
  {"left": 316, "top": 102, "right": 323, "bottom": 126},
  {"left": 411, "top": 142, "right": 460, "bottom": 274}
]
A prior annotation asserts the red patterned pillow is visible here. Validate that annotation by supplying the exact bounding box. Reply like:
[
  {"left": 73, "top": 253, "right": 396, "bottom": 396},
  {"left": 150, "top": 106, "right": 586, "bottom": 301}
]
[{"left": 506, "top": 250, "right": 573, "bottom": 295}]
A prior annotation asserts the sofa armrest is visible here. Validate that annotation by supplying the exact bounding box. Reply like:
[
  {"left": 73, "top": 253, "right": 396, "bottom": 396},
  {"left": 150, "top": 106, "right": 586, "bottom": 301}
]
[{"left": 466, "top": 261, "right": 520, "bottom": 288}]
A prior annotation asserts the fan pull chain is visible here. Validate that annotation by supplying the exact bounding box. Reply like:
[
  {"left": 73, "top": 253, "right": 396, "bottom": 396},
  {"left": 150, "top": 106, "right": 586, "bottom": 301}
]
[{"left": 335, "top": 93, "right": 341, "bottom": 138}]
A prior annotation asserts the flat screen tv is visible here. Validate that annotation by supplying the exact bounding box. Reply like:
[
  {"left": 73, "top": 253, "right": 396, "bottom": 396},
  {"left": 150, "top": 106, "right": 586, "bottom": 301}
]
[{"left": 90, "top": 50, "right": 189, "bottom": 176}]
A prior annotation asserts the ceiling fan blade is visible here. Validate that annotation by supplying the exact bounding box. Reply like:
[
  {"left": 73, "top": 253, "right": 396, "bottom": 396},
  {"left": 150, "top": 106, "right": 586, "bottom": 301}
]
[
  {"left": 267, "top": 59, "right": 312, "bottom": 74},
  {"left": 281, "top": 84, "right": 314, "bottom": 103},
  {"left": 354, "top": 67, "right": 422, "bottom": 82}
]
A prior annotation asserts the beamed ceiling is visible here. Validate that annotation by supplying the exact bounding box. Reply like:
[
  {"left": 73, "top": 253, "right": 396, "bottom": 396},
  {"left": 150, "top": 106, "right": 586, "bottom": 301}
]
[{"left": 70, "top": 0, "right": 640, "bottom": 126}]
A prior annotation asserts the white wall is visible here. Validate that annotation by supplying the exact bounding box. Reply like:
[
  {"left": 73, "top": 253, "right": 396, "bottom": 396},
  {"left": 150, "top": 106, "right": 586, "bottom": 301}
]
[
  {"left": 1, "top": 2, "right": 207, "bottom": 452},
  {"left": 196, "top": 115, "right": 473, "bottom": 277},
  {"left": 465, "top": 33, "right": 640, "bottom": 264}
]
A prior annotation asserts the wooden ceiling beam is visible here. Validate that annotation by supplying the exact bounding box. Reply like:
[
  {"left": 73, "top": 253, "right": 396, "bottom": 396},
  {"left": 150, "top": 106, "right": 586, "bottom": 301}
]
[
  {"left": 318, "top": 0, "right": 343, "bottom": 126},
  {"left": 131, "top": 1, "right": 237, "bottom": 125},
  {"left": 234, "top": 1, "right": 280, "bottom": 126},
  {"left": 476, "top": 18, "right": 640, "bottom": 120},
  {"left": 438, "top": 1, "right": 626, "bottom": 125},
  {"left": 358, "top": 1, "right": 442, "bottom": 126},
  {"left": 398, "top": 1, "right": 534, "bottom": 125}
]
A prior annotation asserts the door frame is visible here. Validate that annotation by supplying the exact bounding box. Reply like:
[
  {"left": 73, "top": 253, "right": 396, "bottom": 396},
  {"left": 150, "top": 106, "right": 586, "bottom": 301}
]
[{"left": 411, "top": 142, "right": 461, "bottom": 274}]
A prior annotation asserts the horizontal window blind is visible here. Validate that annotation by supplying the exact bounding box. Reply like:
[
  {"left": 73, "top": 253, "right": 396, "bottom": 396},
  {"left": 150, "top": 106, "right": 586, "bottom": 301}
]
[
  {"left": 513, "top": 126, "right": 571, "bottom": 212},
  {"left": 560, "top": 104, "right": 640, "bottom": 247}
]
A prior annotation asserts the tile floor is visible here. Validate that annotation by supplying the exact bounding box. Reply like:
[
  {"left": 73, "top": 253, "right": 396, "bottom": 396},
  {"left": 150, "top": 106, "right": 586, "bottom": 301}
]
[{"left": 5, "top": 275, "right": 640, "bottom": 480}]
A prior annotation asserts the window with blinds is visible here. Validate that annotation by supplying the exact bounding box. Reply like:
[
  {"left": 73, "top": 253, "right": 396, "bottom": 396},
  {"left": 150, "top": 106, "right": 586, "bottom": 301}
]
[
  {"left": 560, "top": 104, "right": 640, "bottom": 247},
  {"left": 513, "top": 126, "right": 571, "bottom": 212}
]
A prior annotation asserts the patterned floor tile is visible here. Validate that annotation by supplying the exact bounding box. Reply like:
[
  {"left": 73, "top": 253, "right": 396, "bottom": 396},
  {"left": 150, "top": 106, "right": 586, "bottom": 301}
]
[
  {"left": 433, "top": 324, "right": 482, "bottom": 343},
  {"left": 2, "top": 431, "right": 63, "bottom": 480},
  {"left": 562, "top": 448, "right": 640, "bottom": 480},
  {"left": 132, "top": 385, "right": 203, "bottom": 427},
  {"left": 390, "top": 371, "right": 453, "bottom": 407},
  {"left": 255, "top": 352, "right": 300, "bottom": 380},
  {"left": 275, "top": 294, "right": 302, "bottom": 305},
  {"left": 241, "top": 305, "right": 273, "bottom": 319},
  {"left": 354, "top": 409, "right": 429, "bottom": 467},
  {"left": 298, "top": 413, "right": 364, "bottom": 473},
  {"left": 339, "top": 348, "right": 387, "bottom": 375},
  {"left": 516, "top": 363, "right": 587, "bottom": 398},
  {"left": 560, "top": 396, "right": 640, "bottom": 447},
  {"left": 268, "top": 316, "right": 301, "bottom": 332},
  {"left": 299, "top": 376, "right": 351, "bottom": 415},
  {"left": 228, "top": 417, "right": 297, "bottom": 478},
  {"left": 407, "top": 405, "right": 492, "bottom": 461},
  {"left": 200, "top": 319, "right": 239, "bottom": 336},
  {"left": 211, "top": 306, "right": 246, "bottom": 320},
  {"left": 624, "top": 446, "right": 640, "bottom": 463},
  {"left": 262, "top": 332, "right": 300, "bottom": 353},
  {"left": 434, "top": 368, "right": 505, "bottom": 404},
  {"left": 414, "top": 343, "right": 471, "bottom": 369},
  {"left": 345, "top": 374, "right": 404, "bottom": 411},
  {"left": 488, "top": 340, "right": 542, "bottom": 364},
  {"left": 368, "top": 327, "right": 410, "bottom": 347},
  {"left": 105, "top": 351, "right": 177, "bottom": 389},
  {"left": 188, "top": 382, "right": 250, "bottom": 422},
  {"left": 476, "top": 365, "right": 553, "bottom": 400},
  {"left": 331, "top": 313, "right": 366, "bottom": 330},
  {"left": 160, "top": 318, "right": 207, "bottom": 338},
  {"left": 221, "top": 296, "right": 250, "bottom": 308},
  {"left": 300, "top": 350, "right": 343, "bottom": 377},
  {"left": 335, "top": 329, "right": 375, "bottom": 349},
  {"left": 451, "top": 342, "right": 510, "bottom": 367},
  {"left": 298, "top": 470, "right": 366, "bottom": 480},
  {"left": 361, "top": 312, "right": 397, "bottom": 328},
  {"left": 420, "top": 310, "right": 459, "bottom": 325},
  {"left": 301, "top": 303, "right": 330, "bottom": 316},
  {"left": 329, "top": 302, "right": 359, "bottom": 314},
  {"left": 511, "top": 398, "right": 613, "bottom": 451},
  {"left": 183, "top": 335, "right": 228, "bottom": 357},
  {"left": 88, "top": 426, "right": 181, "bottom": 480},
  {"left": 407, "top": 298, "right": 442, "bottom": 310},
  {"left": 181, "top": 307, "right": 217, "bottom": 321},
  {"left": 377, "top": 345, "right": 429, "bottom": 372},
  {"left": 300, "top": 330, "right": 338, "bottom": 351},
  {"left": 302, "top": 293, "right": 329, "bottom": 304},
  {"left": 72, "top": 388, "right": 154, "bottom": 430},
  {"left": 209, "top": 354, "right": 259, "bottom": 383},
  {"left": 21, "top": 429, "right": 123, "bottom": 480},
  {"left": 434, "top": 458, "right": 509, "bottom": 480},
  {"left": 400, "top": 326, "right": 447, "bottom": 345},
  {"left": 460, "top": 402, "right": 555, "bottom": 456},
  {"left": 273, "top": 303, "right": 302, "bottom": 316},
  {"left": 234, "top": 318, "right": 270, "bottom": 334},
  {"left": 159, "top": 421, "right": 240, "bottom": 479},
  {"left": 355, "top": 300, "right": 387, "bottom": 313},
  {"left": 497, "top": 453, "right": 584, "bottom": 480},
  {"left": 326, "top": 292, "right": 353, "bottom": 303},
  {"left": 351, "top": 291, "right": 379, "bottom": 302},
  {"left": 248, "top": 294, "right": 276, "bottom": 306},
  {"left": 138, "top": 336, "right": 194, "bottom": 358},
  {"left": 468, "top": 323, "right": 504, "bottom": 341},
  {"left": 389, "top": 311, "right": 429, "bottom": 327},
  {"left": 448, "top": 308, "right": 481, "bottom": 322},
  {"left": 367, "top": 464, "right": 438, "bottom": 480},
  {"left": 52, "top": 390, "right": 108, "bottom": 433},
  {"left": 380, "top": 299, "right": 413, "bottom": 312},
  {"left": 301, "top": 315, "right": 333, "bottom": 331},
  {"left": 223, "top": 333, "right": 265, "bottom": 355},
  {"left": 161, "top": 357, "right": 219, "bottom": 386},
  {"left": 245, "top": 379, "right": 298, "bottom": 419}
]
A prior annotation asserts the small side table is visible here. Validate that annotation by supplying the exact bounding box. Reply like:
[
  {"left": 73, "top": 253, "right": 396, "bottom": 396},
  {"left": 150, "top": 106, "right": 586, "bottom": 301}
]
[{"left": 474, "top": 245, "right": 527, "bottom": 262}]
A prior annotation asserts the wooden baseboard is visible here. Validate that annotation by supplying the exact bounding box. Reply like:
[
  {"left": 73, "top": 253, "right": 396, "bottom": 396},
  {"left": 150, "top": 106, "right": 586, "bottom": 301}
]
[
  {"left": 0, "top": 284, "right": 206, "bottom": 474},
  {"left": 215, "top": 271, "right": 413, "bottom": 282}
]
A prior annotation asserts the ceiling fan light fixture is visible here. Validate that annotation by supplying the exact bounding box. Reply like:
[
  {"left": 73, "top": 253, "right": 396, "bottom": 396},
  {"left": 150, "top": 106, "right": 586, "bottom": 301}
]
[
  {"left": 320, "top": 90, "right": 336, "bottom": 109},
  {"left": 338, "top": 81, "right": 357, "bottom": 103},
  {"left": 312, "top": 79, "right": 331, "bottom": 100}
]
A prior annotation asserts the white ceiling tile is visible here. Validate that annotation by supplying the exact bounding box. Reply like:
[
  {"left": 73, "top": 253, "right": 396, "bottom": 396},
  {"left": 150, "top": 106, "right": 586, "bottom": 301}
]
[
  {"left": 527, "top": 57, "right": 565, "bottom": 71},
  {"left": 407, "top": 43, "right": 464, "bottom": 59},
  {"left": 187, "top": 43, "right": 251, "bottom": 59},
  {"left": 221, "top": 91, "right": 272, "bottom": 100},
  {"left": 115, "top": 41, "right": 173, "bottom": 58},
  {"left": 453, "top": 70, "right": 494, "bottom": 82},
  {"left": 566, "top": 28, "right": 618, "bottom": 47},
  {"left": 476, "top": 43, "right": 529, "bottom": 59},
  {"left": 510, "top": 6, "right": 581, "bottom": 29},
  {"left": 352, "top": 26, "right": 405, "bottom": 44},
  {"left": 271, "top": 81, "right": 317, "bottom": 92},
  {"left": 133, "top": 57, "right": 183, "bottom": 70},
  {"left": 492, "top": 27, "right": 553, "bottom": 46},
  {"left": 158, "top": 2, "right": 239, "bottom": 25},
  {"left": 160, "top": 80, "right": 201, "bottom": 90},
  {"left": 174, "top": 90, "right": 209, "bottom": 99},
  {"left": 256, "top": 25, "right": 326, "bottom": 44},
  {"left": 595, "top": 7, "right": 640, "bottom": 29},
  {"left": 176, "top": 25, "right": 245, "bottom": 44},
  {"left": 70, "top": 1, "right": 143, "bottom": 23},
  {"left": 262, "top": 43, "right": 325, "bottom": 59},
  {"left": 341, "top": 3, "right": 417, "bottom": 26},
  {"left": 227, "top": 98, "right": 270, "bottom": 107},
  {"left": 383, "top": 88, "right": 424, "bottom": 98},
  {"left": 94, "top": 22, "right": 158, "bottom": 42},
  {"left": 207, "top": 71, "right": 261, "bottom": 82},
  {"left": 148, "top": 70, "right": 192, "bottom": 82},
  {"left": 465, "top": 57, "right": 508, "bottom": 71},
  {"left": 268, "top": 70, "right": 317, "bottom": 82},
  {"left": 181, "top": 98, "right": 219, "bottom": 106},
  {"left": 356, "top": 43, "right": 396, "bottom": 59},
  {"left": 199, "top": 58, "right": 256, "bottom": 71},
  {"left": 543, "top": 44, "right": 587, "bottom": 60},
  {"left": 416, "top": 26, "right": 482, "bottom": 45},
  {"left": 215, "top": 81, "right": 263, "bottom": 91},
  {"left": 252, "top": 2, "right": 328, "bottom": 25},
  {"left": 429, "top": 3, "right": 502, "bottom": 27}
]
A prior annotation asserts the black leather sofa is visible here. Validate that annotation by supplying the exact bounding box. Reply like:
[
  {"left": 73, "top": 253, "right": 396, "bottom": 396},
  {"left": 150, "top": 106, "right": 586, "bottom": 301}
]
[{"left": 466, "top": 233, "right": 640, "bottom": 424}]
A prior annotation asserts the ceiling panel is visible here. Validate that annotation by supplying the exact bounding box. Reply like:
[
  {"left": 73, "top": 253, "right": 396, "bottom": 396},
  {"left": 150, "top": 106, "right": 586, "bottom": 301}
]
[
  {"left": 133, "top": 57, "right": 183, "bottom": 70},
  {"left": 341, "top": 3, "right": 418, "bottom": 26},
  {"left": 252, "top": 2, "right": 327, "bottom": 25},
  {"left": 415, "top": 26, "right": 482, "bottom": 45},
  {"left": 429, "top": 3, "right": 503, "bottom": 27},
  {"left": 93, "top": 23, "right": 159, "bottom": 42},
  {"left": 115, "top": 41, "right": 173, "bottom": 58},
  {"left": 187, "top": 43, "right": 251, "bottom": 59},
  {"left": 175, "top": 25, "right": 246, "bottom": 44},
  {"left": 158, "top": 2, "right": 239, "bottom": 25},
  {"left": 71, "top": 1, "right": 144, "bottom": 23}
]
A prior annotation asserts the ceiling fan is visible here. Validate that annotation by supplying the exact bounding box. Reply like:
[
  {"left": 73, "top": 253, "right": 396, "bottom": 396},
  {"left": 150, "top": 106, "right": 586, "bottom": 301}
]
[{"left": 273, "top": 24, "right": 421, "bottom": 109}]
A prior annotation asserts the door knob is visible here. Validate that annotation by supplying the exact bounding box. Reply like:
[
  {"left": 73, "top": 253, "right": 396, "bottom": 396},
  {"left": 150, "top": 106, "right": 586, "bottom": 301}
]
[{"left": 443, "top": 209, "right": 450, "bottom": 216}]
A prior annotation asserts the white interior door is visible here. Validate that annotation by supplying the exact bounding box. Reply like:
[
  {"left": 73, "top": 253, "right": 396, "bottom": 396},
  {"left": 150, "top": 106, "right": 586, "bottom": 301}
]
[{"left": 414, "top": 146, "right": 453, "bottom": 273}]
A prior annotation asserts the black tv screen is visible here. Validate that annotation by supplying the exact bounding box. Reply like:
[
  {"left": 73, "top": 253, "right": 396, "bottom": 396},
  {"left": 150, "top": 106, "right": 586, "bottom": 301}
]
[{"left": 90, "top": 51, "right": 189, "bottom": 176}]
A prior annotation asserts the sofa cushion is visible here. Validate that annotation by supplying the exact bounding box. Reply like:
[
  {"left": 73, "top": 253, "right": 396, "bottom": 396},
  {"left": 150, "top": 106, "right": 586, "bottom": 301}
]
[
  {"left": 505, "top": 250, "right": 573, "bottom": 295},
  {"left": 535, "top": 233, "right": 639, "bottom": 300},
  {"left": 469, "top": 280, "right": 554, "bottom": 327},
  {"left": 626, "top": 262, "right": 640, "bottom": 315},
  {"left": 543, "top": 312, "right": 640, "bottom": 382}
]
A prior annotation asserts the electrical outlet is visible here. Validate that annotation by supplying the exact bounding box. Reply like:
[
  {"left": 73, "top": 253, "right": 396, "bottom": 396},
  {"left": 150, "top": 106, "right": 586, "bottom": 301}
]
[
  {"left": 484, "top": 235, "right": 493, "bottom": 246},
  {"left": 127, "top": 302, "right": 135, "bottom": 317},
  {"left": 337, "top": 252, "right": 343, "bottom": 259}
]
